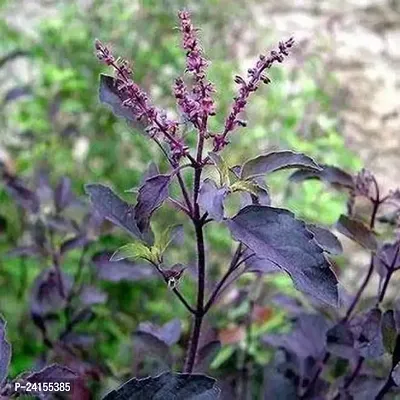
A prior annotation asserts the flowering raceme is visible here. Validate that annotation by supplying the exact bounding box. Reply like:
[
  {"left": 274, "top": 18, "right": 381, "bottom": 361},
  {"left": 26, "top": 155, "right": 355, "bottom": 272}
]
[{"left": 95, "top": 10, "right": 293, "bottom": 162}]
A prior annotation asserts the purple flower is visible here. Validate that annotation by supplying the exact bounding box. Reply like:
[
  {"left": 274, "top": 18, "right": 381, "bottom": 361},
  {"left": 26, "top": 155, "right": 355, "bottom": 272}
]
[
  {"left": 95, "top": 40, "right": 188, "bottom": 163},
  {"left": 213, "top": 37, "right": 294, "bottom": 152},
  {"left": 175, "top": 11, "right": 216, "bottom": 131}
]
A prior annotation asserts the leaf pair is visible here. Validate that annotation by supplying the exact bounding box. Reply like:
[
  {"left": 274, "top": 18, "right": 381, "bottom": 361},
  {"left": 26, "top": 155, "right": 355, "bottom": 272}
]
[{"left": 86, "top": 174, "right": 172, "bottom": 244}]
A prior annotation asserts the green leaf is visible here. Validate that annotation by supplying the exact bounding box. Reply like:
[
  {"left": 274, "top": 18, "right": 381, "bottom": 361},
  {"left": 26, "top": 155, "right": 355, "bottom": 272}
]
[
  {"left": 154, "top": 225, "right": 183, "bottom": 256},
  {"left": 209, "top": 152, "right": 230, "bottom": 186},
  {"left": 111, "top": 243, "right": 154, "bottom": 263},
  {"left": 230, "top": 180, "right": 266, "bottom": 197}
]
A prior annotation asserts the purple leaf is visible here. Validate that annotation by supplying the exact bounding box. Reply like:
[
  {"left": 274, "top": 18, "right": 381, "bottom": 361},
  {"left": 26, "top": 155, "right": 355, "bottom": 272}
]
[
  {"left": 263, "top": 314, "right": 331, "bottom": 369},
  {"left": 326, "top": 322, "right": 357, "bottom": 360},
  {"left": 346, "top": 376, "right": 385, "bottom": 399},
  {"left": 62, "top": 333, "right": 95, "bottom": 349},
  {"left": 34, "top": 168, "right": 53, "bottom": 206},
  {"left": 374, "top": 242, "right": 400, "bottom": 277},
  {"left": 4, "top": 175, "right": 40, "bottom": 213},
  {"left": 241, "top": 150, "right": 321, "bottom": 179},
  {"left": 244, "top": 248, "right": 280, "bottom": 274},
  {"left": 3, "top": 85, "right": 31, "bottom": 102},
  {"left": 392, "top": 362, "right": 400, "bottom": 386},
  {"left": 79, "top": 286, "right": 108, "bottom": 306},
  {"left": 306, "top": 224, "right": 343, "bottom": 255},
  {"left": 138, "top": 318, "right": 181, "bottom": 346},
  {"left": 102, "top": 371, "right": 220, "bottom": 400},
  {"left": 99, "top": 74, "right": 146, "bottom": 131},
  {"left": 133, "top": 331, "right": 171, "bottom": 365},
  {"left": 46, "top": 216, "right": 79, "bottom": 234},
  {"left": 26, "top": 364, "right": 77, "bottom": 384},
  {"left": 85, "top": 184, "right": 142, "bottom": 239},
  {"left": 141, "top": 162, "right": 160, "bottom": 185},
  {"left": 0, "top": 316, "right": 11, "bottom": 387},
  {"left": 30, "top": 269, "right": 72, "bottom": 316},
  {"left": 351, "top": 308, "right": 384, "bottom": 359},
  {"left": 6, "top": 245, "right": 41, "bottom": 258},
  {"left": 263, "top": 370, "right": 297, "bottom": 400},
  {"left": 289, "top": 165, "right": 354, "bottom": 189},
  {"left": 198, "top": 179, "right": 228, "bottom": 222},
  {"left": 60, "top": 234, "right": 90, "bottom": 255},
  {"left": 226, "top": 205, "right": 338, "bottom": 306},
  {"left": 134, "top": 174, "right": 171, "bottom": 233},
  {"left": 54, "top": 177, "right": 73, "bottom": 212},
  {"left": 336, "top": 215, "right": 377, "bottom": 251},
  {"left": 91, "top": 251, "right": 156, "bottom": 282}
]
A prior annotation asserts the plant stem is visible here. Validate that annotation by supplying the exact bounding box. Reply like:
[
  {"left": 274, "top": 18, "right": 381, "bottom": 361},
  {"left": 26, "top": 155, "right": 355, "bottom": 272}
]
[
  {"left": 184, "top": 220, "right": 206, "bottom": 373},
  {"left": 343, "top": 198, "right": 380, "bottom": 322},
  {"left": 204, "top": 244, "right": 242, "bottom": 313},
  {"left": 301, "top": 352, "right": 331, "bottom": 399},
  {"left": 184, "top": 124, "right": 206, "bottom": 373},
  {"left": 375, "top": 376, "right": 394, "bottom": 400}
]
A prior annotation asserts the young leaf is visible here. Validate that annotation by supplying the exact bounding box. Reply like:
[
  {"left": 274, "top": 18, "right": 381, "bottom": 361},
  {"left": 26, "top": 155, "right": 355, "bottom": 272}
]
[
  {"left": 154, "top": 225, "right": 184, "bottom": 255},
  {"left": 336, "top": 215, "right": 377, "bottom": 251},
  {"left": 99, "top": 74, "right": 146, "bottom": 131},
  {"left": 102, "top": 371, "right": 220, "bottom": 400},
  {"left": 198, "top": 179, "right": 228, "bottom": 222},
  {"left": 241, "top": 150, "right": 320, "bottom": 179},
  {"left": 226, "top": 205, "right": 338, "bottom": 306},
  {"left": 85, "top": 184, "right": 142, "bottom": 240},
  {"left": 306, "top": 224, "right": 343, "bottom": 255},
  {"left": 0, "top": 316, "right": 11, "bottom": 387},
  {"left": 289, "top": 165, "right": 354, "bottom": 189},
  {"left": 209, "top": 152, "right": 230, "bottom": 186},
  {"left": 110, "top": 243, "right": 154, "bottom": 263},
  {"left": 134, "top": 174, "right": 171, "bottom": 233},
  {"left": 231, "top": 180, "right": 268, "bottom": 198}
]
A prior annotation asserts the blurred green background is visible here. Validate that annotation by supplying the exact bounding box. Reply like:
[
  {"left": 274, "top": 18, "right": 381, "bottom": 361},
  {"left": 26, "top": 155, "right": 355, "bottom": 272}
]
[{"left": 0, "top": 0, "right": 361, "bottom": 397}]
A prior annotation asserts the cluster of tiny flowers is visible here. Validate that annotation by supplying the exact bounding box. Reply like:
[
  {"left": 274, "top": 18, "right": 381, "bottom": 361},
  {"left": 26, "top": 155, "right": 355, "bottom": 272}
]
[
  {"left": 96, "top": 11, "right": 294, "bottom": 161},
  {"left": 95, "top": 40, "right": 188, "bottom": 162},
  {"left": 354, "top": 168, "right": 375, "bottom": 199},
  {"left": 174, "top": 11, "right": 215, "bottom": 130},
  {"left": 213, "top": 37, "right": 295, "bottom": 152}
]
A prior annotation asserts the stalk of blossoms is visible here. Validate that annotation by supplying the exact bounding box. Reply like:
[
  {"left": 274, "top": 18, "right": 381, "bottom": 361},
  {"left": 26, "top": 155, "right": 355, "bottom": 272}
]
[
  {"left": 213, "top": 37, "right": 295, "bottom": 152},
  {"left": 174, "top": 10, "right": 216, "bottom": 135},
  {"left": 95, "top": 40, "right": 189, "bottom": 163}
]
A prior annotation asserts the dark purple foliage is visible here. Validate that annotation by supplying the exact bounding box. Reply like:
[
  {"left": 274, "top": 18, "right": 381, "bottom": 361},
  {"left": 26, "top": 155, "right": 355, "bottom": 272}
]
[
  {"left": 226, "top": 205, "right": 338, "bottom": 306},
  {"left": 102, "top": 371, "right": 220, "bottom": 400}
]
